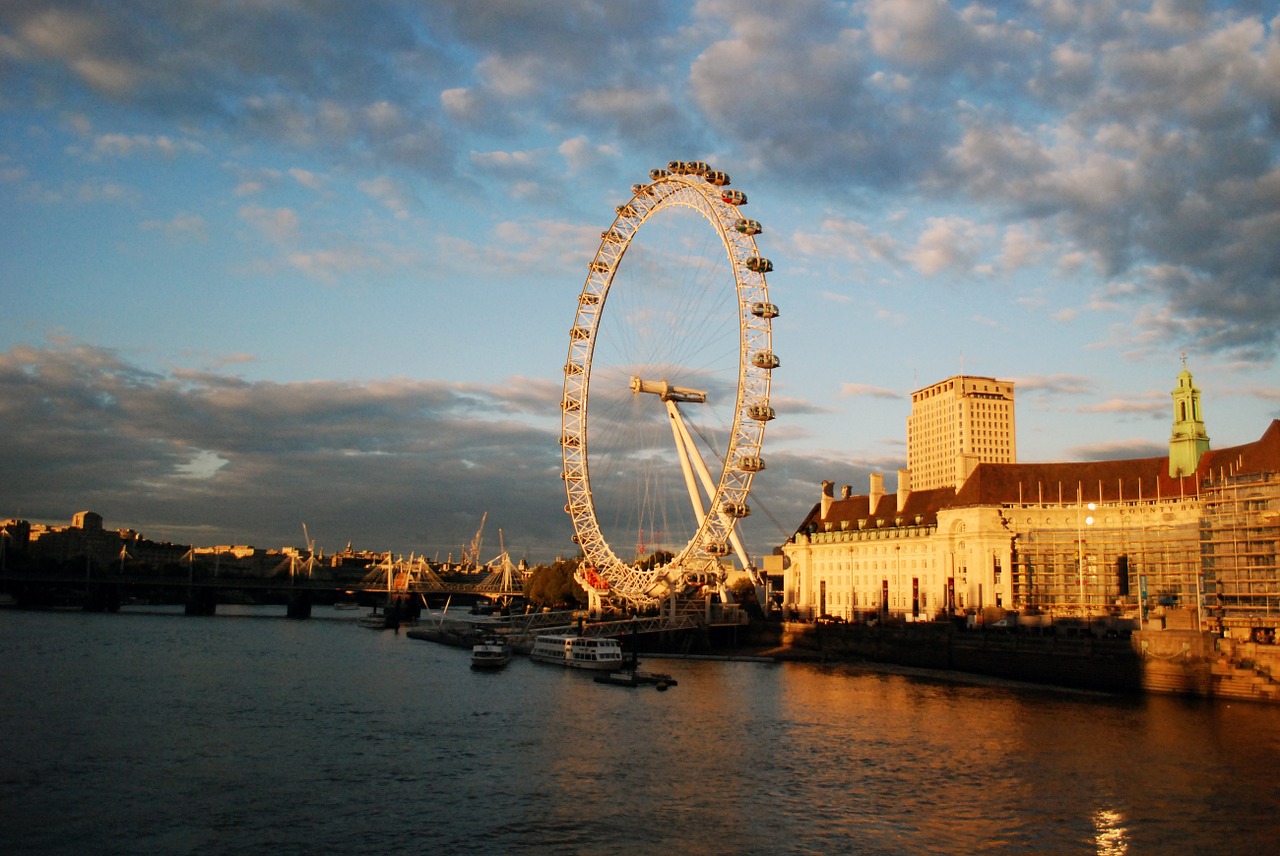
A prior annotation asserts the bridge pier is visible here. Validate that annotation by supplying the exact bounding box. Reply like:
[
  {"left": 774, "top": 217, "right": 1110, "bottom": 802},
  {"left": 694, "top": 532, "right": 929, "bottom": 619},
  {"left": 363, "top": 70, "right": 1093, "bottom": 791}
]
[
  {"left": 82, "top": 582, "right": 121, "bottom": 613},
  {"left": 286, "top": 590, "right": 312, "bottom": 619},
  {"left": 184, "top": 587, "right": 217, "bottom": 616}
]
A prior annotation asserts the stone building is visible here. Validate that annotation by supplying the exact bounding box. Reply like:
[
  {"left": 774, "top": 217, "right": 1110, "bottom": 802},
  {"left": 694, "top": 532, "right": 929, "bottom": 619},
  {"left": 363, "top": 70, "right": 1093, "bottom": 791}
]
[
  {"left": 781, "top": 364, "right": 1280, "bottom": 639},
  {"left": 906, "top": 374, "right": 1016, "bottom": 491}
]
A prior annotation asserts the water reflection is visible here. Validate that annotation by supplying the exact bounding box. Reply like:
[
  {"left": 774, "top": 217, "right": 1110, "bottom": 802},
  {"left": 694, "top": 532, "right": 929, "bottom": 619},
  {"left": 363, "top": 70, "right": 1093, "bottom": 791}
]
[
  {"left": 1094, "top": 807, "right": 1129, "bottom": 854},
  {"left": 2, "top": 611, "right": 1280, "bottom": 855}
]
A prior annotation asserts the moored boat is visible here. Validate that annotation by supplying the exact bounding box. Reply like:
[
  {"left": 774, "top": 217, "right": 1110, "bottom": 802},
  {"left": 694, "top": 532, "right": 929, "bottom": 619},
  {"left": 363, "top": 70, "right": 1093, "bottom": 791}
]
[
  {"left": 470, "top": 636, "right": 512, "bottom": 670},
  {"left": 529, "top": 633, "right": 624, "bottom": 671}
]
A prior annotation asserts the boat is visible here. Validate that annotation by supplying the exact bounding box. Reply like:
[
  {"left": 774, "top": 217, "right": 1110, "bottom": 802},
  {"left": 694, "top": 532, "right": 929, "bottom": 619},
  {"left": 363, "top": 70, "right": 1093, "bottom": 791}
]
[
  {"left": 594, "top": 670, "right": 676, "bottom": 690},
  {"left": 592, "top": 653, "right": 677, "bottom": 689},
  {"left": 529, "top": 633, "right": 624, "bottom": 671},
  {"left": 470, "top": 636, "right": 513, "bottom": 670}
]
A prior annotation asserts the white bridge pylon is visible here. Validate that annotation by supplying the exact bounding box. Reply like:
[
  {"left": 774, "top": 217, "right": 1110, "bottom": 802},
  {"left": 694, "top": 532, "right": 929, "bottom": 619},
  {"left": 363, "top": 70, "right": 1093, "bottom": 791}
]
[{"left": 631, "top": 377, "right": 753, "bottom": 575}]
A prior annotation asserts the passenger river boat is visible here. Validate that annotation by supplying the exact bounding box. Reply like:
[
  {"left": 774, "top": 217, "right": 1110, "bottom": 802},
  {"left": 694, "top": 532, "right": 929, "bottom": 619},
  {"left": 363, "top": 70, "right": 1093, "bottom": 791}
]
[
  {"left": 470, "top": 636, "right": 513, "bottom": 670},
  {"left": 529, "top": 633, "right": 624, "bottom": 671}
]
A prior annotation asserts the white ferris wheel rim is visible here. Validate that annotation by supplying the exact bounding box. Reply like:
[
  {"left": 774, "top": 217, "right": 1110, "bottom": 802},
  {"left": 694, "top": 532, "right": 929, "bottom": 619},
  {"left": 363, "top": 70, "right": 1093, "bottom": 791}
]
[{"left": 560, "top": 163, "right": 778, "bottom": 605}]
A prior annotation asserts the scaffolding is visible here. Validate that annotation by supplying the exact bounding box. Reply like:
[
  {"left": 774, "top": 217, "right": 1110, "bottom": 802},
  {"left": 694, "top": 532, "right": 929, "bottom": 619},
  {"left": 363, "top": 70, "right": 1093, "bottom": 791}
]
[
  {"left": 1200, "top": 471, "right": 1280, "bottom": 635},
  {"left": 1011, "top": 501, "right": 1201, "bottom": 618}
]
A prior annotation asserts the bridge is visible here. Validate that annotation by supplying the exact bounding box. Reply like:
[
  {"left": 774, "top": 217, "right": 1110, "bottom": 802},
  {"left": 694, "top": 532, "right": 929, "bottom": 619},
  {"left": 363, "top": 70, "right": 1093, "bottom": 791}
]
[{"left": 0, "top": 561, "right": 524, "bottom": 618}]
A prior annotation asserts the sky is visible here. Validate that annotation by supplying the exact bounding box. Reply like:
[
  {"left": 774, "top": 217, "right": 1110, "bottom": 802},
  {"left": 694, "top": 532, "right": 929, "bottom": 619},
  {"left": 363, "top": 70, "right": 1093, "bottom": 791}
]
[{"left": 1, "top": 0, "right": 1278, "bottom": 564}]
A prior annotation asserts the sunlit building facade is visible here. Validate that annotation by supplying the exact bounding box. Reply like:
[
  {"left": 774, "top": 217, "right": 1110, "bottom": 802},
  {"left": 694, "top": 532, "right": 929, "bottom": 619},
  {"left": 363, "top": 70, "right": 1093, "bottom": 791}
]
[
  {"left": 907, "top": 374, "right": 1016, "bottom": 491},
  {"left": 782, "top": 366, "right": 1280, "bottom": 638}
]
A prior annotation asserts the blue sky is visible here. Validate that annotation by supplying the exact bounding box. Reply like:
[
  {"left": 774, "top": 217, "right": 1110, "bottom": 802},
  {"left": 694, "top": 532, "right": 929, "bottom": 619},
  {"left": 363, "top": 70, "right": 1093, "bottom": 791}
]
[{"left": 1, "top": 0, "right": 1277, "bottom": 563}]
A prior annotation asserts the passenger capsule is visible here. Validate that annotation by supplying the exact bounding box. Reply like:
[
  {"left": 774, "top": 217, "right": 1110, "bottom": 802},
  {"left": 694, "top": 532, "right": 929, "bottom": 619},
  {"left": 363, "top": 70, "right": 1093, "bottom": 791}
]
[
  {"left": 560, "top": 434, "right": 580, "bottom": 447},
  {"left": 570, "top": 326, "right": 590, "bottom": 340},
  {"left": 616, "top": 203, "right": 638, "bottom": 218},
  {"left": 601, "top": 230, "right": 625, "bottom": 243},
  {"left": 704, "top": 541, "right": 731, "bottom": 557},
  {"left": 745, "top": 256, "right": 773, "bottom": 273},
  {"left": 721, "top": 501, "right": 751, "bottom": 519},
  {"left": 751, "top": 302, "right": 780, "bottom": 319},
  {"left": 561, "top": 397, "right": 581, "bottom": 411},
  {"left": 687, "top": 161, "right": 710, "bottom": 175},
  {"left": 705, "top": 170, "right": 730, "bottom": 186},
  {"left": 721, "top": 189, "right": 747, "bottom": 206},
  {"left": 751, "top": 351, "right": 780, "bottom": 370},
  {"left": 631, "top": 183, "right": 649, "bottom": 196},
  {"left": 650, "top": 168, "right": 671, "bottom": 180},
  {"left": 747, "top": 404, "right": 776, "bottom": 422},
  {"left": 734, "top": 219, "right": 762, "bottom": 235},
  {"left": 736, "top": 455, "right": 766, "bottom": 472}
]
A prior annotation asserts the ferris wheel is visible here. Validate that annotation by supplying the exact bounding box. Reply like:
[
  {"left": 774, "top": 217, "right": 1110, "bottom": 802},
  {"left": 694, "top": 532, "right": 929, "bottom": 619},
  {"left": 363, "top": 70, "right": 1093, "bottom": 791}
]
[{"left": 560, "top": 161, "right": 780, "bottom": 611}]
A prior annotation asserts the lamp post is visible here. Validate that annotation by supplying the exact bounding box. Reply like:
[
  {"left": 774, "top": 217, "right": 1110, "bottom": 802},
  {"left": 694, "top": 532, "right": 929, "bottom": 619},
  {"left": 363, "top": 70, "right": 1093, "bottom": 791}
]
[{"left": 1077, "top": 499, "right": 1095, "bottom": 620}]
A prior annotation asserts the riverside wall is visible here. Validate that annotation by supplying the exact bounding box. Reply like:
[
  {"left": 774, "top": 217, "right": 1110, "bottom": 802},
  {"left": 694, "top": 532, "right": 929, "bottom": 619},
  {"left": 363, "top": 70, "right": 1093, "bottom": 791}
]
[{"left": 775, "top": 622, "right": 1280, "bottom": 703}]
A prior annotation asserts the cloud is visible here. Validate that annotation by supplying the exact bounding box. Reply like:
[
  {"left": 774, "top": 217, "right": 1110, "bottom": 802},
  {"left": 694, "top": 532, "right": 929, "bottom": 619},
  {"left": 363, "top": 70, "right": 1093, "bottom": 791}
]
[
  {"left": 238, "top": 204, "right": 300, "bottom": 245},
  {"left": 906, "top": 216, "right": 993, "bottom": 276},
  {"left": 839, "top": 382, "right": 899, "bottom": 400},
  {"left": 1079, "top": 396, "right": 1166, "bottom": 417},
  {"left": 0, "top": 341, "right": 572, "bottom": 559},
  {"left": 1010, "top": 374, "right": 1093, "bottom": 396},
  {"left": 357, "top": 175, "right": 416, "bottom": 220},
  {"left": 1067, "top": 438, "right": 1167, "bottom": 462},
  {"left": 139, "top": 212, "right": 206, "bottom": 240}
]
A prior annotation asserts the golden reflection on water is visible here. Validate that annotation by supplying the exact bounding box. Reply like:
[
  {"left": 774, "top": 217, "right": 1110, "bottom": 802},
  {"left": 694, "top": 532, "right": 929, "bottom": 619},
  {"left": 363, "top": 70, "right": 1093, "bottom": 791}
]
[{"left": 1094, "top": 807, "right": 1129, "bottom": 854}]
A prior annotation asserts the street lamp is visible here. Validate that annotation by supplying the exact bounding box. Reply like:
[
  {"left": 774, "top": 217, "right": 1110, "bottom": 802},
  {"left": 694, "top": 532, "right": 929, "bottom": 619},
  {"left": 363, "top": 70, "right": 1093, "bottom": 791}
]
[{"left": 1078, "top": 500, "right": 1095, "bottom": 620}]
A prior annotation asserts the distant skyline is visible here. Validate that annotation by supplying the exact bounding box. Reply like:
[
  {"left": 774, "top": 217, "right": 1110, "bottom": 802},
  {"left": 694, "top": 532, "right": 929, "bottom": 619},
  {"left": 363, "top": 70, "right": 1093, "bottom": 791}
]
[{"left": 2, "top": 1, "right": 1277, "bottom": 562}]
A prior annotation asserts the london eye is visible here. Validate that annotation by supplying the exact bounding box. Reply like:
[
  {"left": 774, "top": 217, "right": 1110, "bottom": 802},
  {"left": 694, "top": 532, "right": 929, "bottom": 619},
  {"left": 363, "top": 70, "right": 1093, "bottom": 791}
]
[{"left": 560, "top": 162, "right": 779, "bottom": 612}]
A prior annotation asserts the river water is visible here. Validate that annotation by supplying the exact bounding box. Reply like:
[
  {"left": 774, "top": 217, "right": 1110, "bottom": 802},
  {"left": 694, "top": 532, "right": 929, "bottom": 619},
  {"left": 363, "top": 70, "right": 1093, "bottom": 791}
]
[{"left": 2, "top": 606, "right": 1278, "bottom": 855}]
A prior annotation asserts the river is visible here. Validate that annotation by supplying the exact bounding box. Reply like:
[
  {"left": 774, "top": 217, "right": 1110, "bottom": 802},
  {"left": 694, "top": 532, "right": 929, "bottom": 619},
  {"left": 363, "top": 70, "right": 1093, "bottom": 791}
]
[{"left": 1, "top": 606, "right": 1278, "bottom": 855}]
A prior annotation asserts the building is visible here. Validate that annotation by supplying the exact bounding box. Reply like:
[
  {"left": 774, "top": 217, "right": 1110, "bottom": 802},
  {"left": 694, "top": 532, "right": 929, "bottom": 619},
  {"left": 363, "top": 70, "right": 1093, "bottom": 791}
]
[
  {"left": 782, "top": 364, "right": 1280, "bottom": 639},
  {"left": 906, "top": 374, "right": 1016, "bottom": 491}
]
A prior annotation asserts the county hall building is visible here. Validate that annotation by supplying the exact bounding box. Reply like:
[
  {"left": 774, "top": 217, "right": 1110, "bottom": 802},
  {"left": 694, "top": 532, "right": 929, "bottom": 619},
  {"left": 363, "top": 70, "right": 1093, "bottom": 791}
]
[{"left": 780, "top": 363, "right": 1280, "bottom": 639}]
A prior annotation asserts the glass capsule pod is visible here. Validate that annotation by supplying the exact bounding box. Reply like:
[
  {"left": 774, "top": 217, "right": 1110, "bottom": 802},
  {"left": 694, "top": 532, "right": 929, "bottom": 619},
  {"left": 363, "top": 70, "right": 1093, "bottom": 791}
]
[
  {"left": 704, "top": 541, "right": 731, "bottom": 557},
  {"left": 737, "top": 455, "right": 766, "bottom": 472},
  {"left": 751, "top": 351, "right": 781, "bottom": 370},
  {"left": 601, "top": 230, "right": 625, "bottom": 243},
  {"left": 589, "top": 260, "right": 610, "bottom": 273},
  {"left": 751, "top": 302, "right": 780, "bottom": 319},
  {"left": 745, "top": 256, "right": 773, "bottom": 273},
  {"left": 649, "top": 168, "right": 671, "bottom": 180},
  {"left": 705, "top": 170, "right": 730, "bottom": 186},
  {"left": 616, "top": 203, "right": 638, "bottom": 218},
  {"left": 734, "top": 218, "right": 762, "bottom": 235},
  {"left": 747, "top": 404, "right": 776, "bottom": 422},
  {"left": 721, "top": 189, "right": 747, "bottom": 206},
  {"left": 721, "top": 501, "right": 751, "bottom": 518}
]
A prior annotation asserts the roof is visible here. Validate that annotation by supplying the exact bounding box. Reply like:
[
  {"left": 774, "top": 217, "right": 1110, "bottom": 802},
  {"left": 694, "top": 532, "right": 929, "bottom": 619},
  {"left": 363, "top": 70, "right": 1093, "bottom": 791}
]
[
  {"left": 954, "top": 419, "right": 1280, "bottom": 506},
  {"left": 791, "top": 420, "right": 1280, "bottom": 536}
]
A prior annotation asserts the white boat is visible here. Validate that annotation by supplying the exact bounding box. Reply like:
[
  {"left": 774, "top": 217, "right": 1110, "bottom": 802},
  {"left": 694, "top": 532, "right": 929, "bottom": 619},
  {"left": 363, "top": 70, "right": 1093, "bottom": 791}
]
[
  {"left": 470, "top": 637, "right": 513, "bottom": 670},
  {"left": 529, "top": 633, "right": 624, "bottom": 671}
]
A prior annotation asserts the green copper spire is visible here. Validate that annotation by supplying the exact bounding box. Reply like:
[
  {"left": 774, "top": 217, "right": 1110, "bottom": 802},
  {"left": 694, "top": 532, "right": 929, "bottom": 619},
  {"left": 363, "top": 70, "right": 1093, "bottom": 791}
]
[{"left": 1169, "top": 354, "right": 1210, "bottom": 478}]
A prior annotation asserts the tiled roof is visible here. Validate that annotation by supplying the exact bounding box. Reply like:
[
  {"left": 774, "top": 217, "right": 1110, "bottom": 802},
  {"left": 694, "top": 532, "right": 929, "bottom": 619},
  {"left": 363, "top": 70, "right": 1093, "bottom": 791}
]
[{"left": 791, "top": 420, "right": 1280, "bottom": 536}]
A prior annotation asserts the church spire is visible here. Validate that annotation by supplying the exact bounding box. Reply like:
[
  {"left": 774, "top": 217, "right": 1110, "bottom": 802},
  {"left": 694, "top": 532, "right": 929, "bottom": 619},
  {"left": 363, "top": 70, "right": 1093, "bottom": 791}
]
[{"left": 1169, "top": 354, "right": 1210, "bottom": 478}]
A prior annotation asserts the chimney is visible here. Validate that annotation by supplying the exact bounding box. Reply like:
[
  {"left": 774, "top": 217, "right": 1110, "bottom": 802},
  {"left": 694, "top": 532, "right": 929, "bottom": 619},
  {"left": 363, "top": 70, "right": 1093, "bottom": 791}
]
[
  {"left": 869, "top": 473, "right": 885, "bottom": 516},
  {"left": 841, "top": 485, "right": 852, "bottom": 499},
  {"left": 821, "top": 480, "right": 835, "bottom": 518},
  {"left": 897, "top": 469, "right": 911, "bottom": 513}
]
